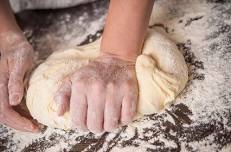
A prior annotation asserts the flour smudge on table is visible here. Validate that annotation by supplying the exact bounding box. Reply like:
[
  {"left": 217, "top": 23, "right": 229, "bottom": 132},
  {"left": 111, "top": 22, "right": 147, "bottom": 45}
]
[{"left": 0, "top": 0, "right": 231, "bottom": 151}]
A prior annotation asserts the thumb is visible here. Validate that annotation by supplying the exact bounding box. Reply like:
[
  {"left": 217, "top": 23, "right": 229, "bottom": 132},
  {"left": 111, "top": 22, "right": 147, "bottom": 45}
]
[{"left": 54, "top": 78, "right": 71, "bottom": 116}]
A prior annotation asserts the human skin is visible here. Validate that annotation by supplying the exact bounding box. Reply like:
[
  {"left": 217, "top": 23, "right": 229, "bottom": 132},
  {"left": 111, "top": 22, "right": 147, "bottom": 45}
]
[
  {"left": 0, "top": 0, "right": 154, "bottom": 133},
  {"left": 55, "top": 0, "right": 155, "bottom": 133},
  {"left": 0, "top": 0, "right": 39, "bottom": 132}
]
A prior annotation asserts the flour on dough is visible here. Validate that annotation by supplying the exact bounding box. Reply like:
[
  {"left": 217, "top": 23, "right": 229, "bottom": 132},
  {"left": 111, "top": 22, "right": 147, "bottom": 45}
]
[{"left": 26, "top": 29, "right": 188, "bottom": 129}]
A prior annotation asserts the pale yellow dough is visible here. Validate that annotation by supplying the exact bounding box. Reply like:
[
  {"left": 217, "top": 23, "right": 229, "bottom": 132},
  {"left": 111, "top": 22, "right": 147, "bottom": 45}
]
[{"left": 26, "top": 29, "right": 188, "bottom": 129}]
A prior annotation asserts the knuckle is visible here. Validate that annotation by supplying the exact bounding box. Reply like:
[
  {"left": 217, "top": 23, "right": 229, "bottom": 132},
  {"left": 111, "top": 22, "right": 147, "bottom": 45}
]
[
  {"left": 92, "top": 81, "right": 104, "bottom": 91},
  {"left": 106, "top": 81, "right": 116, "bottom": 90},
  {"left": 72, "top": 81, "right": 85, "bottom": 91},
  {"left": 124, "top": 79, "right": 136, "bottom": 87},
  {"left": 71, "top": 75, "right": 87, "bottom": 87},
  {"left": 87, "top": 83, "right": 105, "bottom": 100},
  {"left": 71, "top": 67, "right": 91, "bottom": 83}
]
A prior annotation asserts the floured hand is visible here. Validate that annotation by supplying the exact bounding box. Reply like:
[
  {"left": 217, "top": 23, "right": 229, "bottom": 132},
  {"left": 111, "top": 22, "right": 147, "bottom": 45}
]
[
  {"left": 55, "top": 54, "right": 138, "bottom": 133},
  {"left": 0, "top": 33, "right": 39, "bottom": 132}
]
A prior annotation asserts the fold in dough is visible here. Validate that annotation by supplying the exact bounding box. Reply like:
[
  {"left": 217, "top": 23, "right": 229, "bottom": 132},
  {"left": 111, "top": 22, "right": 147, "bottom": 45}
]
[{"left": 26, "top": 28, "right": 188, "bottom": 129}]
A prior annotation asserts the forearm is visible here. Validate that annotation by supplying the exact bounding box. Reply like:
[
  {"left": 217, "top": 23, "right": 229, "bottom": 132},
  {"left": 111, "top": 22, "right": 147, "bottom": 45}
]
[
  {"left": 0, "top": 0, "right": 21, "bottom": 34},
  {"left": 100, "top": 0, "right": 154, "bottom": 61},
  {"left": 0, "top": 0, "right": 26, "bottom": 52}
]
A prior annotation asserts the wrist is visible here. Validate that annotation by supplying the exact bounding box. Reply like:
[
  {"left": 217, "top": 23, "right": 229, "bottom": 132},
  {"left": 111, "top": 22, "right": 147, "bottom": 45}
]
[
  {"left": 98, "top": 52, "right": 137, "bottom": 66},
  {"left": 100, "top": 50, "right": 138, "bottom": 63}
]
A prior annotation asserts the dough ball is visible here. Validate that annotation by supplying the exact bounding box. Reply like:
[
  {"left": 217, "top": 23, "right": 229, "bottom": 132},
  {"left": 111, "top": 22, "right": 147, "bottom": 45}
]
[{"left": 26, "top": 29, "right": 188, "bottom": 129}]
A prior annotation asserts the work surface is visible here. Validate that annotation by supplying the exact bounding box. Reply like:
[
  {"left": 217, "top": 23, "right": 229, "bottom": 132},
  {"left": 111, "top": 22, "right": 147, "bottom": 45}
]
[{"left": 0, "top": 0, "right": 231, "bottom": 151}]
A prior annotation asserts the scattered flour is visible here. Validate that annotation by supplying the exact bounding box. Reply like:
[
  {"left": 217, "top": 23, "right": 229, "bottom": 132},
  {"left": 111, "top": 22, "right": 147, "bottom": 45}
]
[{"left": 0, "top": 0, "right": 231, "bottom": 151}]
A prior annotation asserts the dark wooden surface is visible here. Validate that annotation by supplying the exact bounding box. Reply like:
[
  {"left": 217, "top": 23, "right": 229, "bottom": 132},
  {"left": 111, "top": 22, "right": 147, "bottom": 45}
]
[{"left": 0, "top": 0, "right": 231, "bottom": 151}]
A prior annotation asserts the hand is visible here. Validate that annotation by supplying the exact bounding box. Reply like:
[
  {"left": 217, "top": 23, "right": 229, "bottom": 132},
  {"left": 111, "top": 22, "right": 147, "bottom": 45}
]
[
  {"left": 55, "top": 54, "right": 138, "bottom": 133},
  {"left": 0, "top": 35, "right": 39, "bottom": 132}
]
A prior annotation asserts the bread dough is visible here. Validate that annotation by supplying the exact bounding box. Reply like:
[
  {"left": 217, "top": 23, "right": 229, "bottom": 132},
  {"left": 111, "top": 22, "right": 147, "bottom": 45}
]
[{"left": 26, "top": 29, "right": 188, "bottom": 129}]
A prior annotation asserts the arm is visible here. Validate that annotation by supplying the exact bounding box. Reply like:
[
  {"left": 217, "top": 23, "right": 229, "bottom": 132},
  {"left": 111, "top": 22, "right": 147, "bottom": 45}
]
[
  {"left": 101, "top": 0, "right": 154, "bottom": 61},
  {"left": 55, "top": 0, "right": 155, "bottom": 133},
  {"left": 0, "top": 0, "right": 39, "bottom": 132},
  {"left": 0, "top": 0, "right": 24, "bottom": 49},
  {"left": 0, "top": 0, "right": 20, "bottom": 33}
]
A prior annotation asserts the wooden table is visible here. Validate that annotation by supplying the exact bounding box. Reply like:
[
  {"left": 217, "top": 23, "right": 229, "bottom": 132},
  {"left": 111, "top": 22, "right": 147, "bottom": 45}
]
[{"left": 1, "top": 0, "right": 231, "bottom": 151}]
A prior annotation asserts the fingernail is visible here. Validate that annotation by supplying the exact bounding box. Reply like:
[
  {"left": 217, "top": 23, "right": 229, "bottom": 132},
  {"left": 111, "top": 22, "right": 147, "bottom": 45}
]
[
  {"left": 28, "top": 125, "right": 40, "bottom": 133},
  {"left": 33, "top": 127, "right": 41, "bottom": 133}
]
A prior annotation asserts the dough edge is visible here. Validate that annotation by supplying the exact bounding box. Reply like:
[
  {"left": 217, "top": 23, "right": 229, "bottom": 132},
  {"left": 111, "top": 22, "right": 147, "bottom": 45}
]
[{"left": 26, "top": 28, "right": 188, "bottom": 129}]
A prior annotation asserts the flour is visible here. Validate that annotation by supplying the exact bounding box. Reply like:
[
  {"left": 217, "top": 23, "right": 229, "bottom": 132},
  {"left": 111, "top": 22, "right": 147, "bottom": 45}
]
[{"left": 0, "top": 0, "right": 231, "bottom": 151}]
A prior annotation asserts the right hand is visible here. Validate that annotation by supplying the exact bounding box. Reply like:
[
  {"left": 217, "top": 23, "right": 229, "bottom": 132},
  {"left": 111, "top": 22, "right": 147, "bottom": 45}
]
[
  {"left": 0, "top": 33, "right": 39, "bottom": 132},
  {"left": 55, "top": 54, "right": 139, "bottom": 133}
]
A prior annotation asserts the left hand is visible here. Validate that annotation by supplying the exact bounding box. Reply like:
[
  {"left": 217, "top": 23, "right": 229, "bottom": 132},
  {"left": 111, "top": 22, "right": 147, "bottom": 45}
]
[
  {"left": 0, "top": 35, "right": 39, "bottom": 132},
  {"left": 54, "top": 54, "right": 138, "bottom": 133}
]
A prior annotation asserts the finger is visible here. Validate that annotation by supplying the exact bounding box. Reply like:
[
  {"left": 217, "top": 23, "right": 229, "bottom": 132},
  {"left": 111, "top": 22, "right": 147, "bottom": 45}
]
[
  {"left": 0, "top": 78, "right": 39, "bottom": 132},
  {"left": 8, "top": 74, "right": 24, "bottom": 106},
  {"left": 104, "top": 83, "right": 121, "bottom": 132},
  {"left": 0, "top": 60, "right": 10, "bottom": 107},
  {"left": 8, "top": 59, "right": 26, "bottom": 106},
  {"left": 70, "top": 82, "right": 87, "bottom": 130},
  {"left": 87, "top": 82, "right": 105, "bottom": 133},
  {"left": 0, "top": 108, "right": 40, "bottom": 133},
  {"left": 8, "top": 48, "right": 33, "bottom": 106},
  {"left": 54, "top": 78, "right": 71, "bottom": 116},
  {"left": 121, "top": 84, "right": 138, "bottom": 125}
]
